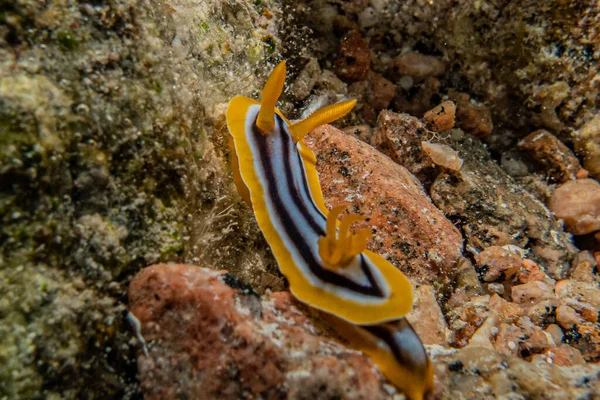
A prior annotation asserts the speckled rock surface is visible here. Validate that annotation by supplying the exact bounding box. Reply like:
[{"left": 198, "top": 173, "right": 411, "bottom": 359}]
[
  {"left": 305, "top": 124, "right": 463, "bottom": 284},
  {"left": 429, "top": 132, "right": 578, "bottom": 279},
  {"left": 129, "top": 264, "right": 394, "bottom": 400}
]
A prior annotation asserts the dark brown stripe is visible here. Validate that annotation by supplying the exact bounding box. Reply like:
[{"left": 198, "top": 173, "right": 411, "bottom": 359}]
[{"left": 251, "top": 115, "right": 384, "bottom": 297}]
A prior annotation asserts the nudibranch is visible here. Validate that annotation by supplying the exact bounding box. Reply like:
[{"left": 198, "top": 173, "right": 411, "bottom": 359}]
[
  {"left": 324, "top": 314, "right": 435, "bottom": 400},
  {"left": 226, "top": 61, "right": 433, "bottom": 400},
  {"left": 226, "top": 61, "right": 413, "bottom": 325}
]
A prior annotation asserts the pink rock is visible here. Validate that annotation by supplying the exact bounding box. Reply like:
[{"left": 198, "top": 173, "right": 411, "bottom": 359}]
[
  {"left": 305, "top": 124, "right": 463, "bottom": 284},
  {"left": 128, "top": 264, "right": 392, "bottom": 399}
]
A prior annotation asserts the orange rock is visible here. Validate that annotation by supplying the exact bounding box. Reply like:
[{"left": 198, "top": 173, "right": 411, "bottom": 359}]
[
  {"left": 305, "top": 124, "right": 463, "bottom": 284},
  {"left": 511, "top": 281, "right": 553, "bottom": 305},
  {"left": 576, "top": 168, "right": 589, "bottom": 179},
  {"left": 423, "top": 100, "right": 456, "bottom": 132},
  {"left": 449, "top": 91, "right": 493, "bottom": 137},
  {"left": 548, "top": 178, "right": 600, "bottom": 235},
  {"left": 540, "top": 345, "right": 586, "bottom": 366},
  {"left": 517, "top": 129, "right": 581, "bottom": 182},
  {"left": 519, "top": 259, "right": 548, "bottom": 283},
  {"left": 475, "top": 246, "right": 522, "bottom": 282},
  {"left": 556, "top": 304, "right": 583, "bottom": 329}
]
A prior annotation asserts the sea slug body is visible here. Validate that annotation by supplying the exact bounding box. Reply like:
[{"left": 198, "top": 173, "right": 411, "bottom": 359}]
[{"left": 226, "top": 61, "right": 433, "bottom": 400}]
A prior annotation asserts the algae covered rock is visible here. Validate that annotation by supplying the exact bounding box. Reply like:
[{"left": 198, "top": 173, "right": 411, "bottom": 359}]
[{"left": 0, "top": 0, "right": 283, "bottom": 397}]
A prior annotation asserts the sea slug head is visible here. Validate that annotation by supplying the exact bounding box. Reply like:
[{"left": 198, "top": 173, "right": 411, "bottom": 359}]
[{"left": 254, "top": 61, "right": 357, "bottom": 142}]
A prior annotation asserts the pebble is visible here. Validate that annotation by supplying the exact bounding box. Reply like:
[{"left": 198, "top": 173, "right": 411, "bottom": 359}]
[
  {"left": 334, "top": 33, "right": 370, "bottom": 82},
  {"left": 517, "top": 129, "right": 581, "bottom": 182},
  {"left": 423, "top": 100, "right": 456, "bottom": 132},
  {"left": 548, "top": 178, "right": 600, "bottom": 235}
]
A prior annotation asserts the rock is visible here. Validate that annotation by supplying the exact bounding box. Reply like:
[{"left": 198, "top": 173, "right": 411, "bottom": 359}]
[
  {"left": 518, "top": 259, "right": 548, "bottom": 284},
  {"left": 576, "top": 324, "right": 600, "bottom": 362},
  {"left": 342, "top": 124, "right": 372, "bottom": 143},
  {"left": 511, "top": 281, "right": 554, "bottom": 305},
  {"left": 449, "top": 91, "right": 493, "bottom": 138},
  {"left": 371, "top": 110, "right": 438, "bottom": 185},
  {"left": 430, "top": 134, "right": 577, "bottom": 279},
  {"left": 334, "top": 33, "right": 370, "bottom": 82},
  {"left": 305, "top": 124, "right": 463, "bottom": 284},
  {"left": 556, "top": 304, "right": 583, "bottom": 329},
  {"left": 432, "top": 346, "right": 600, "bottom": 398},
  {"left": 423, "top": 100, "right": 456, "bottom": 132},
  {"left": 315, "top": 69, "right": 348, "bottom": 96},
  {"left": 548, "top": 178, "right": 600, "bottom": 235},
  {"left": 406, "top": 285, "right": 447, "bottom": 346},
  {"left": 535, "top": 345, "right": 586, "bottom": 366},
  {"left": 289, "top": 58, "right": 321, "bottom": 101},
  {"left": 517, "top": 129, "right": 581, "bottom": 182},
  {"left": 129, "top": 264, "right": 600, "bottom": 399},
  {"left": 347, "top": 72, "right": 395, "bottom": 123},
  {"left": 392, "top": 51, "right": 445, "bottom": 82},
  {"left": 129, "top": 264, "right": 393, "bottom": 399},
  {"left": 570, "top": 251, "right": 599, "bottom": 284},
  {"left": 394, "top": 77, "right": 442, "bottom": 118},
  {"left": 448, "top": 295, "right": 490, "bottom": 347},
  {"left": 474, "top": 245, "right": 522, "bottom": 282},
  {"left": 366, "top": 71, "right": 395, "bottom": 111},
  {"left": 575, "top": 116, "right": 600, "bottom": 180}
]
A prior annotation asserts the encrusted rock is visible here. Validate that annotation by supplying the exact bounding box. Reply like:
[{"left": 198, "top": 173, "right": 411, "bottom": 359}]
[
  {"left": 575, "top": 116, "right": 600, "bottom": 179},
  {"left": 511, "top": 281, "right": 554, "bottom": 306},
  {"left": 430, "top": 135, "right": 577, "bottom": 279},
  {"left": 305, "top": 124, "right": 463, "bottom": 284},
  {"left": 371, "top": 110, "right": 437, "bottom": 185},
  {"left": 548, "top": 178, "right": 600, "bottom": 235},
  {"left": 517, "top": 129, "right": 581, "bottom": 182},
  {"left": 433, "top": 346, "right": 599, "bottom": 398},
  {"left": 366, "top": 71, "right": 395, "bottom": 111},
  {"left": 129, "top": 264, "right": 600, "bottom": 399},
  {"left": 342, "top": 124, "right": 372, "bottom": 143},
  {"left": 334, "top": 33, "right": 370, "bottom": 82}
]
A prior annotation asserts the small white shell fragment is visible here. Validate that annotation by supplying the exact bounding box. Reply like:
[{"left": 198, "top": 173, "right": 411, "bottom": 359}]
[{"left": 421, "top": 141, "right": 463, "bottom": 171}]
